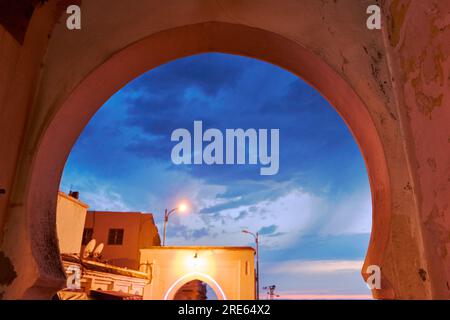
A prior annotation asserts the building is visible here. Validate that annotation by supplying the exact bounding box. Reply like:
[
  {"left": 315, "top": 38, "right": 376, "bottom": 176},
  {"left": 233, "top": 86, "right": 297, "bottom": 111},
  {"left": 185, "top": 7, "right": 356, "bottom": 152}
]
[
  {"left": 81, "top": 211, "right": 161, "bottom": 270},
  {"left": 60, "top": 253, "right": 150, "bottom": 300},
  {"left": 140, "top": 246, "right": 256, "bottom": 300},
  {"left": 55, "top": 191, "right": 157, "bottom": 299}
]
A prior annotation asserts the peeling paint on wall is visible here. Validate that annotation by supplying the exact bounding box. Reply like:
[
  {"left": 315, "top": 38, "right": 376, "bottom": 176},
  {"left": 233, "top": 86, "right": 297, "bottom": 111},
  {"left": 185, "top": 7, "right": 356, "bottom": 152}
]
[
  {"left": 0, "top": 251, "right": 17, "bottom": 286},
  {"left": 411, "top": 73, "right": 443, "bottom": 120},
  {"left": 427, "top": 158, "right": 437, "bottom": 172}
]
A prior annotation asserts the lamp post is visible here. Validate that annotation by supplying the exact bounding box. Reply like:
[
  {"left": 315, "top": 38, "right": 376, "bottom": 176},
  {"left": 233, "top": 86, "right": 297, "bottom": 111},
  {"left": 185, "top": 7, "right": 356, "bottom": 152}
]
[
  {"left": 242, "top": 230, "right": 259, "bottom": 300},
  {"left": 163, "top": 203, "right": 187, "bottom": 246}
]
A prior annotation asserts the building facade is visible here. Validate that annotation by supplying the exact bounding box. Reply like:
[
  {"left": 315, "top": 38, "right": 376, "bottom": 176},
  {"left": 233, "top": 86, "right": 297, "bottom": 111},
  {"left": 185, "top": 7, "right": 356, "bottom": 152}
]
[
  {"left": 82, "top": 211, "right": 161, "bottom": 270},
  {"left": 55, "top": 192, "right": 157, "bottom": 299},
  {"left": 60, "top": 254, "right": 150, "bottom": 300}
]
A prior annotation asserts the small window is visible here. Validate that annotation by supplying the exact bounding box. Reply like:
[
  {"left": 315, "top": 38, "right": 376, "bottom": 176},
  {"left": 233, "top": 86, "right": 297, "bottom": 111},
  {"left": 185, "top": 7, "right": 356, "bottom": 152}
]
[
  {"left": 82, "top": 228, "right": 93, "bottom": 245},
  {"left": 108, "top": 229, "right": 124, "bottom": 245}
]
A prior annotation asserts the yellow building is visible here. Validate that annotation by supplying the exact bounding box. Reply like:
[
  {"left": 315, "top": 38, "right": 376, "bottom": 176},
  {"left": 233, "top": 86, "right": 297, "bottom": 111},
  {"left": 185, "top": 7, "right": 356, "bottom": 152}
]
[{"left": 56, "top": 192, "right": 256, "bottom": 300}]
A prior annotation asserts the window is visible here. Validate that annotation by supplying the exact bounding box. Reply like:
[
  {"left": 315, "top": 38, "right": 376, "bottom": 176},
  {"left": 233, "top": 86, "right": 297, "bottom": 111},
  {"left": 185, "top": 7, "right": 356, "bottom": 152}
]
[
  {"left": 82, "top": 228, "right": 93, "bottom": 245},
  {"left": 108, "top": 229, "right": 124, "bottom": 245}
]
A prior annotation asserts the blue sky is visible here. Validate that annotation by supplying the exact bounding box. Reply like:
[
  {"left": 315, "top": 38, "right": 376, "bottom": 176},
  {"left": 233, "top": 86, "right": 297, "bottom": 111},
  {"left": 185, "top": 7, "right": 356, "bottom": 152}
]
[{"left": 61, "top": 53, "right": 372, "bottom": 299}]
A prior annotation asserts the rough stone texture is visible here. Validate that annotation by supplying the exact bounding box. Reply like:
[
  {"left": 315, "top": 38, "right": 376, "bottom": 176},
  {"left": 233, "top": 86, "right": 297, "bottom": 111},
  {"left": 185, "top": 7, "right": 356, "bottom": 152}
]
[
  {"left": 383, "top": 0, "right": 450, "bottom": 298},
  {"left": 0, "top": 0, "right": 448, "bottom": 299},
  {"left": 0, "top": 251, "right": 17, "bottom": 286}
]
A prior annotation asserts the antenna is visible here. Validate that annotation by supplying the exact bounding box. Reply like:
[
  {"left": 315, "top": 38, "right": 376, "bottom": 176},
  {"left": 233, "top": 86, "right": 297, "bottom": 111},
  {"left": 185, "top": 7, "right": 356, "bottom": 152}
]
[{"left": 82, "top": 239, "right": 96, "bottom": 259}]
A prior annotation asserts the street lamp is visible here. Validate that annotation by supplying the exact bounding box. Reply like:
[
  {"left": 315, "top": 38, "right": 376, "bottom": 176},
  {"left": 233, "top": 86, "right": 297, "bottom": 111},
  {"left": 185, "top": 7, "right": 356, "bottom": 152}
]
[
  {"left": 242, "top": 229, "right": 259, "bottom": 300},
  {"left": 163, "top": 203, "right": 187, "bottom": 246}
]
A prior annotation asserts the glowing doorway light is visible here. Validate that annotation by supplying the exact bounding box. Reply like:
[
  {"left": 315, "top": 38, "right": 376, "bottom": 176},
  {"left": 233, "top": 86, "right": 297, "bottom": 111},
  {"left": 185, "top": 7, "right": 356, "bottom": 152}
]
[
  {"left": 163, "top": 272, "right": 227, "bottom": 300},
  {"left": 186, "top": 251, "right": 204, "bottom": 270}
]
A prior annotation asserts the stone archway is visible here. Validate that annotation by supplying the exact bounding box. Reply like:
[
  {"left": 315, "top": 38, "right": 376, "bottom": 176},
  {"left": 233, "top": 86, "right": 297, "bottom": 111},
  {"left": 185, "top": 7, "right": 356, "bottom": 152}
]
[{"left": 2, "top": 0, "right": 446, "bottom": 300}]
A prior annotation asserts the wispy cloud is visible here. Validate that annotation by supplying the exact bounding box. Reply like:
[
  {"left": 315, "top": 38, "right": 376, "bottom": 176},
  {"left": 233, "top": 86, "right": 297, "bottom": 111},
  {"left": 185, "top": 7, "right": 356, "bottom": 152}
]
[
  {"left": 60, "top": 175, "right": 130, "bottom": 212},
  {"left": 166, "top": 188, "right": 323, "bottom": 248},
  {"left": 266, "top": 260, "right": 364, "bottom": 275},
  {"left": 258, "top": 225, "right": 278, "bottom": 235},
  {"left": 82, "top": 188, "right": 130, "bottom": 212}
]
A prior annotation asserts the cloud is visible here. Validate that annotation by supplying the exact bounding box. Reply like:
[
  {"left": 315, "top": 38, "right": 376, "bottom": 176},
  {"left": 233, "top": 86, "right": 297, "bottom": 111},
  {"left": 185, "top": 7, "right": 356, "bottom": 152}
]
[
  {"left": 164, "top": 188, "right": 324, "bottom": 248},
  {"left": 192, "top": 228, "right": 210, "bottom": 238},
  {"left": 122, "top": 53, "right": 246, "bottom": 140},
  {"left": 124, "top": 53, "right": 245, "bottom": 97},
  {"left": 166, "top": 224, "right": 211, "bottom": 240},
  {"left": 79, "top": 53, "right": 369, "bottom": 205},
  {"left": 152, "top": 179, "right": 371, "bottom": 251},
  {"left": 259, "top": 257, "right": 371, "bottom": 296},
  {"left": 234, "top": 210, "right": 249, "bottom": 221},
  {"left": 199, "top": 180, "right": 299, "bottom": 214},
  {"left": 82, "top": 188, "right": 130, "bottom": 212},
  {"left": 267, "top": 260, "right": 364, "bottom": 275},
  {"left": 316, "top": 187, "right": 372, "bottom": 236}
]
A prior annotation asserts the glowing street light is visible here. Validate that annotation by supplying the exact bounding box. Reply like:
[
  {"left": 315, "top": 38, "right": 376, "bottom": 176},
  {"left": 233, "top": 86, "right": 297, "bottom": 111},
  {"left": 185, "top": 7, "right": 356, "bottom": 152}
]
[
  {"left": 178, "top": 203, "right": 188, "bottom": 213},
  {"left": 162, "top": 202, "right": 188, "bottom": 246},
  {"left": 243, "top": 229, "right": 259, "bottom": 300}
]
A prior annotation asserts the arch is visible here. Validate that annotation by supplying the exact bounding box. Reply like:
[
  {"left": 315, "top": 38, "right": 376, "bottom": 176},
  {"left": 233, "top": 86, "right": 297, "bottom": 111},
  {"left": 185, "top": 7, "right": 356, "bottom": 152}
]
[
  {"left": 23, "top": 21, "right": 390, "bottom": 298},
  {"left": 164, "top": 272, "right": 227, "bottom": 300}
]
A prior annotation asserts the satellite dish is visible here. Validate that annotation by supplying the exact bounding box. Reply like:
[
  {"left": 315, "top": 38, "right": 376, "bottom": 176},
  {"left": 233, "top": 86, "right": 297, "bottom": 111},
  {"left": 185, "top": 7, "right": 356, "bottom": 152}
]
[
  {"left": 93, "top": 243, "right": 104, "bottom": 258},
  {"left": 83, "top": 239, "right": 96, "bottom": 259}
]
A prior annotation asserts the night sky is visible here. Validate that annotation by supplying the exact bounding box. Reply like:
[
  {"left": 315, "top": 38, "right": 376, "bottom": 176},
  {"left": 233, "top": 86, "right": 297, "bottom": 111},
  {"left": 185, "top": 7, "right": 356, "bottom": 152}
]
[{"left": 61, "top": 53, "right": 372, "bottom": 299}]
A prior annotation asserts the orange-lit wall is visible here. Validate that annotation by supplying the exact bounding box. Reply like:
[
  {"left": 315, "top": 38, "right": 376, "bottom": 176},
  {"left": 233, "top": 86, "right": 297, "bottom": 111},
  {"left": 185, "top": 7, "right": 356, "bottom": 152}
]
[{"left": 82, "top": 211, "right": 160, "bottom": 270}]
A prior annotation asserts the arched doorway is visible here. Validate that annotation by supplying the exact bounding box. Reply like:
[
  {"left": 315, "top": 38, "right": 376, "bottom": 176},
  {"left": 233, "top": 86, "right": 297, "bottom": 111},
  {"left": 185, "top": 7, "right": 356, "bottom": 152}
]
[
  {"left": 173, "top": 280, "right": 207, "bottom": 300},
  {"left": 164, "top": 272, "right": 226, "bottom": 300},
  {"left": 4, "top": 20, "right": 417, "bottom": 299}
]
